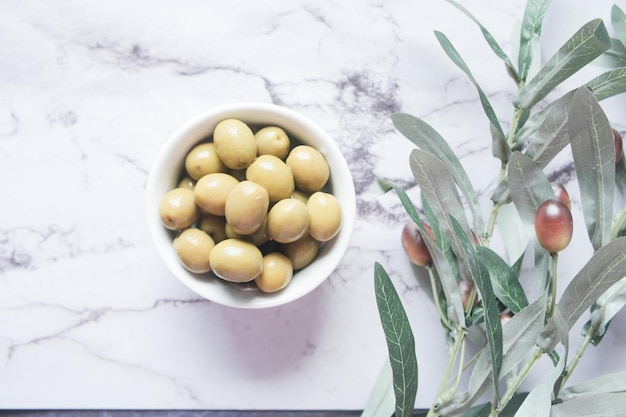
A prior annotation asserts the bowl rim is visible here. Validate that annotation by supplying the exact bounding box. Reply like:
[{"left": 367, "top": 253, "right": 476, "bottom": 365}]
[{"left": 146, "top": 102, "right": 356, "bottom": 309}]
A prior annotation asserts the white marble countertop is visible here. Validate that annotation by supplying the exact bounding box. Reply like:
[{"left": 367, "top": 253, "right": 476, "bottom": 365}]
[{"left": 1, "top": 0, "right": 625, "bottom": 411}]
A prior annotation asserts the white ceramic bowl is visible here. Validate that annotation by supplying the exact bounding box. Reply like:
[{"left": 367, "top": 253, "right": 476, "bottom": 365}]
[{"left": 146, "top": 103, "right": 356, "bottom": 309}]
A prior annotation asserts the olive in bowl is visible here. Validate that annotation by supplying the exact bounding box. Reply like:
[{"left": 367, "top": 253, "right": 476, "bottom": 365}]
[{"left": 146, "top": 103, "right": 356, "bottom": 309}]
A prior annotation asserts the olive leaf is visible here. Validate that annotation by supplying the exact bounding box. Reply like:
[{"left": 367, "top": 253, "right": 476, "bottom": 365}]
[
  {"left": 558, "top": 369, "right": 626, "bottom": 402},
  {"left": 507, "top": 151, "right": 554, "bottom": 228},
  {"left": 514, "top": 19, "right": 611, "bottom": 110},
  {"left": 392, "top": 113, "right": 484, "bottom": 233},
  {"left": 437, "top": 291, "right": 548, "bottom": 416},
  {"left": 451, "top": 217, "right": 503, "bottom": 399},
  {"left": 539, "top": 237, "right": 626, "bottom": 352},
  {"left": 476, "top": 246, "right": 529, "bottom": 314},
  {"left": 550, "top": 393, "right": 626, "bottom": 417},
  {"left": 374, "top": 262, "right": 418, "bottom": 417},
  {"left": 569, "top": 87, "right": 615, "bottom": 251},
  {"left": 409, "top": 149, "right": 472, "bottom": 257},
  {"left": 433, "top": 31, "right": 508, "bottom": 162},
  {"left": 588, "top": 277, "right": 626, "bottom": 337},
  {"left": 444, "top": 0, "right": 518, "bottom": 81},
  {"left": 361, "top": 360, "right": 396, "bottom": 417},
  {"left": 522, "top": 93, "right": 572, "bottom": 169},
  {"left": 454, "top": 403, "right": 492, "bottom": 417},
  {"left": 517, "top": 0, "right": 552, "bottom": 81},
  {"left": 612, "top": 4, "right": 626, "bottom": 47}
]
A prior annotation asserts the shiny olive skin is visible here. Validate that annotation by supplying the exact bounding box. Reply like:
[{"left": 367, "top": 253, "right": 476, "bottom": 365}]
[
  {"left": 173, "top": 228, "right": 215, "bottom": 274},
  {"left": 185, "top": 142, "right": 226, "bottom": 180},
  {"left": 267, "top": 198, "right": 310, "bottom": 243},
  {"left": 225, "top": 217, "right": 270, "bottom": 246},
  {"left": 193, "top": 173, "right": 239, "bottom": 216},
  {"left": 159, "top": 188, "right": 200, "bottom": 231},
  {"left": 614, "top": 129, "right": 624, "bottom": 163},
  {"left": 401, "top": 221, "right": 433, "bottom": 267},
  {"left": 224, "top": 180, "right": 269, "bottom": 235},
  {"left": 550, "top": 182, "right": 571, "bottom": 210},
  {"left": 281, "top": 233, "right": 320, "bottom": 270},
  {"left": 213, "top": 119, "right": 257, "bottom": 170},
  {"left": 177, "top": 176, "right": 196, "bottom": 190},
  {"left": 209, "top": 238, "right": 264, "bottom": 283},
  {"left": 286, "top": 145, "right": 330, "bottom": 192},
  {"left": 307, "top": 191, "right": 342, "bottom": 242},
  {"left": 255, "top": 126, "right": 291, "bottom": 159},
  {"left": 197, "top": 212, "right": 228, "bottom": 243},
  {"left": 535, "top": 199, "right": 573, "bottom": 254},
  {"left": 255, "top": 252, "right": 293, "bottom": 293},
  {"left": 246, "top": 155, "right": 295, "bottom": 203}
]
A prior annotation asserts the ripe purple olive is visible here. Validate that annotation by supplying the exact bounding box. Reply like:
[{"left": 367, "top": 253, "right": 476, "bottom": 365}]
[
  {"left": 614, "top": 129, "right": 623, "bottom": 164},
  {"left": 535, "top": 199, "right": 573, "bottom": 254},
  {"left": 401, "top": 221, "right": 434, "bottom": 267},
  {"left": 550, "top": 182, "right": 571, "bottom": 210}
]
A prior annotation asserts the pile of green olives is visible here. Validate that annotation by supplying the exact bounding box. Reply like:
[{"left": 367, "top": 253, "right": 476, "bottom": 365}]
[{"left": 158, "top": 119, "right": 343, "bottom": 293}]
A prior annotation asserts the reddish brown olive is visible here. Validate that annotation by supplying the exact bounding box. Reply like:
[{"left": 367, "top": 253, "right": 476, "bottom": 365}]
[
  {"left": 535, "top": 199, "right": 573, "bottom": 254},
  {"left": 401, "top": 221, "right": 434, "bottom": 267},
  {"left": 500, "top": 310, "right": 514, "bottom": 326},
  {"left": 550, "top": 182, "right": 571, "bottom": 210},
  {"left": 458, "top": 280, "right": 478, "bottom": 310},
  {"left": 614, "top": 129, "right": 623, "bottom": 164}
]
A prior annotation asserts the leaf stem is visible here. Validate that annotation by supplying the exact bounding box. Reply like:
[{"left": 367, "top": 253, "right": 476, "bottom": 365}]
[
  {"left": 492, "top": 347, "right": 543, "bottom": 416},
  {"left": 547, "top": 253, "right": 559, "bottom": 318},
  {"left": 610, "top": 206, "right": 626, "bottom": 240},
  {"left": 429, "top": 328, "right": 467, "bottom": 416},
  {"left": 507, "top": 107, "right": 524, "bottom": 149},
  {"left": 485, "top": 202, "right": 502, "bottom": 245},
  {"left": 559, "top": 326, "right": 596, "bottom": 393},
  {"left": 428, "top": 266, "right": 454, "bottom": 332}
]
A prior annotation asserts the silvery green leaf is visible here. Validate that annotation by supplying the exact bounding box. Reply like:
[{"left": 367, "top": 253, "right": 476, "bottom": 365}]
[
  {"left": 444, "top": 0, "right": 518, "bottom": 80},
  {"left": 451, "top": 217, "right": 503, "bottom": 398},
  {"left": 392, "top": 113, "right": 484, "bottom": 233},
  {"left": 558, "top": 370, "right": 626, "bottom": 402},
  {"left": 374, "top": 263, "right": 418, "bottom": 417},
  {"left": 585, "top": 66, "right": 626, "bottom": 100},
  {"left": 497, "top": 202, "right": 530, "bottom": 263},
  {"left": 593, "top": 38, "right": 626, "bottom": 68},
  {"left": 421, "top": 228, "right": 466, "bottom": 327},
  {"left": 569, "top": 87, "right": 615, "bottom": 251},
  {"left": 517, "top": 0, "right": 552, "bottom": 81},
  {"left": 523, "top": 93, "right": 572, "bottom": 169},
  {"left": 437, "top": 291, "right": 548, "bottom": 415},
  {"left": 589, "top": 277, "right": 626, "bottom": 336},
  {"left": 433, "top": 31, "right": 507, "bottom": 160},
  {"left": 507, "top": 151, "right": 554, "bottom": 228},
  {"left": 378, "top": 179, "right": 421, "bottom": 224},
  {"left": 361, "top": 359, "right": 396, "bottom": 417},
  {"left": 551, "top": 392, "right": 626, "bottom": 417},
  {"left": 476, "top": 246, "right": 529, "bottom": 313},
  {"left": 612, "top": 4, "right": 626, "bottom": 47},
  {"left": 539, "top": 237, "right": 626, "bottom": 352},
  {"left": 454, "top": 402, "right": 492, "bottom": 417},
  {"left": 514, "top": 19, "right": 611, "bottom": 110},
  {"left": 409, "top": 149, "right": 471, "bottom": 258}
]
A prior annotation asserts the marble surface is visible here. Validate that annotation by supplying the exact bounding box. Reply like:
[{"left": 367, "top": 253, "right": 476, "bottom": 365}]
[{"left": 1, "top": 0, "right": 626, "bottom": 411}]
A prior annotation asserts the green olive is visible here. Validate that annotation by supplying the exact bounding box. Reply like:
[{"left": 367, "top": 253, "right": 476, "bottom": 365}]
[
  {"left": 224, "top": 180, "right": 269, "bottom": 235},
  {"left": 255, "top": 252, "right": 293, "bottom": 293},
  {"left": 307, "top": 191, "right": 342, "bottom": 242},
  {"left": 177, "top": 176, "right": 196, "bottom": 190},
  {"left": 159, "top": 188, "right": 200, "bottom": 231},
  {"left": 173, "top": 228, "right": 215, "bottom": 273},
  {"left": 246, "top": 155, "right": 295, "bottom": 203},
  {"left": 291, "top": 189, "right": 311, "bottom": 204},
  {"left": 255, "top": 126, "right": 290, "bottom": 159},
  {"left": 225, "top": 217, "right": 269, "bottom": 246},
  {"left": 281, "top": 233, "right": 320, "bottom": 270},
  {"left": 209, "top": 238, "right": 263, "bottom": 283},
  {"left": 286, "top": 145, "right": 330, "bottom": 192},
  {"left": 185, "top": 142, "right": 226, "bottom": 180},
  {"left": 194, "top": 173, "right": 239, "bottom": 216},
  {"left": 213, "top": 119, "right": 257, "bottom": 170},
  {"left": 267, "top": 198, "right": 310, "bottom": 243},
  {"left": 197, "top": 212, "right": 228, "bottom": 243}
]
